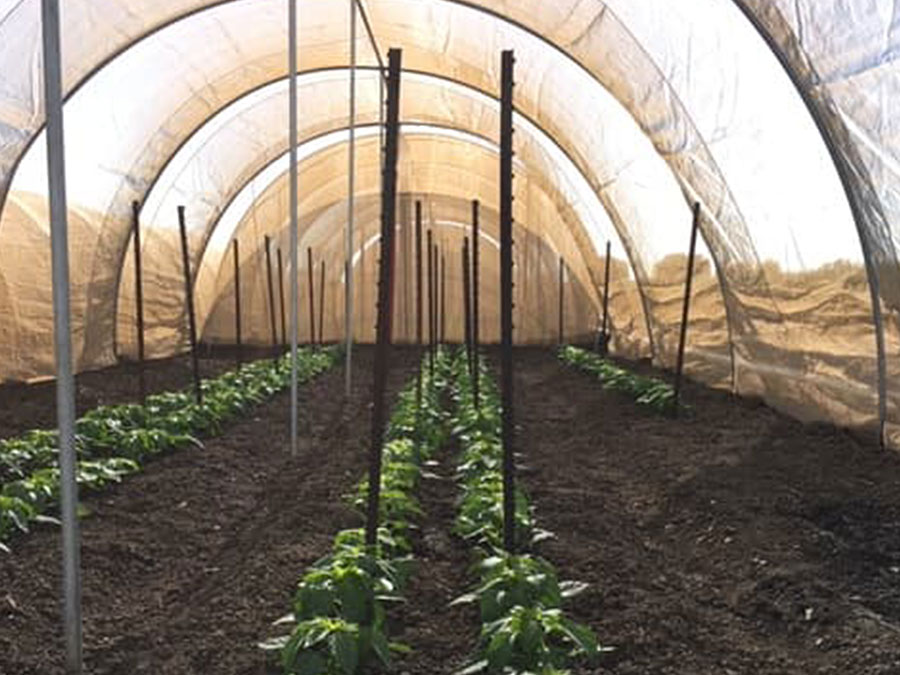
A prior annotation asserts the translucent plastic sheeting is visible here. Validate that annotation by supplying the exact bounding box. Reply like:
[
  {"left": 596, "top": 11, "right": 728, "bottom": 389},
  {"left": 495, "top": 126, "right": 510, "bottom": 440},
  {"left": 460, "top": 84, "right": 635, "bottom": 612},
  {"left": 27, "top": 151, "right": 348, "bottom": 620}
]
[
  {"left": 731, "top": 0, "right": 900, "bottom": 446},
  {"left": 6, "top": 0, "right": 687, "bottom": 378},
  {"left": 197, "top": 132, "right": 616, "bottom": 348},
  {"left": 202, "top": 190, "right": 599, "bottom": 348},
  {"left": 0, "top": 0, "right": 891, "bottom": 439},
  {"left": 117, "top": 67, "right": 635, "bottom": 360}
]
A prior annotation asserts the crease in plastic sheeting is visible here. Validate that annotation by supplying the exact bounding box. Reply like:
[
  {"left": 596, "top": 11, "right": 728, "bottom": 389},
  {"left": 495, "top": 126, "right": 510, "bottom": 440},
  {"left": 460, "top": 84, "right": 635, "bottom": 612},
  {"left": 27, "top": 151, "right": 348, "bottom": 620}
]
[{"left": 839, "top": 109, "right": 900, "bottom": 198}]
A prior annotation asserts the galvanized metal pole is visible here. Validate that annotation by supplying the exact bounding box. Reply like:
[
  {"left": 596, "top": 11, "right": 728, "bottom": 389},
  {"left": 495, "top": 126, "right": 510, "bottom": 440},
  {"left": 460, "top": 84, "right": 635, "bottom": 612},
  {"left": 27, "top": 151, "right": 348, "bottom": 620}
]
[
  {"left": 674, "top": 202, "right": 702, "bottom": 413},
  {"left": 41, "top": 1, "right": 82, "bottom": 669},
  {"left": 264, "top": 235, "right": 278, "bottom": 347},
  {"left": 233, "top": 239, "right": 243, "bottom": 369},
  {"left": 288, "top": 0, "right": 300, "bottom": 456},
  {"left": 345, "top": 0, "right": 357, "bottom": 395},
  {"left": 277, "top": 248, "right": 287, "bottom": 347},
  {"left": 472, "top": 199, "right": 480, "bottom": 408},
  {"left": 307, "top": 247, "right": 316, "bottom": 345},
  {"left": 600, "top": 239, "right": 611, "bottom": 355},
  {"left": 178, "top": 207, "right": 203, "bottom": 403},
  {"left": 499, "top": 49, "right": 517, "bottom": 553},
  {"left": 366, "top": 48, "right": 403, "bottom": 548},
  {"left": 131, "top": 201, "right": 146, "bottom": 400}
]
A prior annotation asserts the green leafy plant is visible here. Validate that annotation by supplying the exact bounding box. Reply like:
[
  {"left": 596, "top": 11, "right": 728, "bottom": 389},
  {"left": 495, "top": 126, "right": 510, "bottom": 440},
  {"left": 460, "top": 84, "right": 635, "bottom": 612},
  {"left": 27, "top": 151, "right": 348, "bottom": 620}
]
[
  {"left": 446, "top": 348, "right": 606, "bottom": 674},
  {"left": 558, "top": 345, "right": 680, "bottom": 414},
  {"left": 0, "top": 346, "right": 340, "bottom": 548},
  {"left": 460, "top": 606, "right": 600, "bottom": 675}
]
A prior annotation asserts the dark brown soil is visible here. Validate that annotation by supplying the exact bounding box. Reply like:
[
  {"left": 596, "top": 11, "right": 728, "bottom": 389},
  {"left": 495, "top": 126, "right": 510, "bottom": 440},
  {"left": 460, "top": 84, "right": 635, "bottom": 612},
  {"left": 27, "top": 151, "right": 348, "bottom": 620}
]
[
  {"left": 0, "top": 346, "right": 419, "bottom": 675},
  {"left": 0, "top": 348, "right": 282, "bottom": 440},
  {"left": 513, "top": 348, "right": 900, "bottom": 674},
  {"left": 5, "top": 347, "right": 900, "bottom": 675},
  {"left": 386, "top": 439, "right": 481, "bottom": 674}
]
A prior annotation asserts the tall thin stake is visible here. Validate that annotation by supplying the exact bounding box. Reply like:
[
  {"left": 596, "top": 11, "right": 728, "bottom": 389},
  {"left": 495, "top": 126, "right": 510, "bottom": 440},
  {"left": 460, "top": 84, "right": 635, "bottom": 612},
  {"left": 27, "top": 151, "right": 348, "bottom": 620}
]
[
  {"left": 307, "top": 247, "right": 316, "bottom": 345},
  {"left": 233, "top": 239, "right": 243, "bottom": 369},
  {"left": 463, "top": 237, "right": 473, "bottom": 374},
  {"left": 600, "top": 239, "right": 611, "bottom": 355},
  {"left": 472, "top": 199, "right": 481, "bottom": 408},
  {"left": 558, "top": 255, "right": 565, "bottom": 346},
  {"left": 278, "top": 248, "right": 287, "bottom": 347},
  {"left": 366, "top": 48, "right": 403, "bottom": 548},
  {"left": 674, "top": 202, "right": 702, "bottom": 414},
  {"left": 177, "top": 206, "right": 202, "bottom": 403},
  {"left": 499, "top": 49, "right": 517, "bottom": 553},
  {"left": 345, "top": 0, "right": 357, "bottom": 395},
  {"left": 319, "top": 260, "right": 326, "bottom": 344},
  {"left": 415, "top": 202, "right": 424, "bottom": 346},
  {"left": 42, "top": 0, "right": 82, "bottom": 668},
  {"left": 288, "top": 0, "right": 300, "bottom": 456},
  {"left": 439, "top": 249, "right": 446, "bottom": 344},
  {"left": 131, "top": 201, "right": 146, "bottom": 400},
  {"left": 427, "top": 229, "right": 435, "bottom": 377},
  {"left": 264, "top": 235, "right": 277, "bottom": 347}
]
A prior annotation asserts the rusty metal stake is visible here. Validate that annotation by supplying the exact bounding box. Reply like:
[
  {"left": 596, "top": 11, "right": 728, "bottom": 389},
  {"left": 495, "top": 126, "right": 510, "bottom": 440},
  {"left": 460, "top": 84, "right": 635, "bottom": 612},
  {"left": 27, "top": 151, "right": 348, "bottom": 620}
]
[
  {"left": 131, "top": 201, "right": 146, "bottom": 400},
  {"left": 178, "top": 206, "right": 202, "bottom": 403},
  {"left": 673, "top": 202, "right": 702, "bottom": 414},
  {"left": 499, "top": 49, "right": 516, "bottom": 553},
  {"left": 233, "top": 239, "right": 242, "bottom": 369},
  {"left": 366, "top": 48, "right": 402, "bottom": 549}
]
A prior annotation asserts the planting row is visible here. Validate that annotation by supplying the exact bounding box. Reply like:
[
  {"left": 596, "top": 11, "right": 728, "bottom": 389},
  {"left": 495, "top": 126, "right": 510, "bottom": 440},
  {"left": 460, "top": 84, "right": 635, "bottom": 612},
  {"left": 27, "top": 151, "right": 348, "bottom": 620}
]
[
  {"left": 0, "top": 347, "right": 340, "bottom": 550},
  {"left": 558, "top": 345, "right": 678, "bottom": 414},
  {"left": 446, "top": 350, "right": 605, "bottom": 674},
  {"left": 263, "top": 357, "right": 447, "bottom": 674}
]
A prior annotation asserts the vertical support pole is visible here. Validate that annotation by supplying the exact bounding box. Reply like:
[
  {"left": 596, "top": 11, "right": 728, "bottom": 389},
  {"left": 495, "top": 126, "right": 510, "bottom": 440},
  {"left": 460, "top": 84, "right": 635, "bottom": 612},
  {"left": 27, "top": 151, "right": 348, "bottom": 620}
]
[
  {"left": 41, "top": 1, "right": 82, "bottom": 668},
  {"left": 307, "top": 247, "right": 316, "bottom": 345},
  {"left": 440, "top": 249, "right": 446, "bottom": 344},
  {"left": 499, "top": 49, "right": 517, "bottom": 553},
  {"left": 233, "top": 239, "right": 243, "bottom": 369},
  {"left": 319, "top": 260, "right": 325, "bottom": 344},
  {"left": 558, "top": 255, "right": 565, "bottom": 346},
  {"left": 427, "top": 229, "right": 435, "bottom": 376},
  {"left": 264, "top": 235, "right": 278, "bottom": 347},
  {"left": 472, "top": 199, "right": 480, "bottom": 408},
  {"left": 415, "top": 201, "right": 424, "bottom": 458},
  {"left": 600, "top": 239, "right": 611, "bottom": 356},
  {"left": 345, "top": 0, "right": 357, "bottom": 395},
  {"left": 131, "top": 201, "right": 146, "bottom": 400},
  {"left": 288, "top": 0, "right": 300, "bottom": 456},
  {"left": 277, "top": 248, "right": 287, "bottom": 347},
  {"left": 674, "top": 202, "right": 701, "bottom": 413},
  {"left": 177, "top": 206, "right": 202, "bottom": 403},
  {"left": 415, "top": 202, "right": 424, "bottom": 346},
  {"left": 366, "top": 48, "right": 403, "bottom": 548},
  {"left": 463, "top": 238, "right": 473, "bottom": 375}
]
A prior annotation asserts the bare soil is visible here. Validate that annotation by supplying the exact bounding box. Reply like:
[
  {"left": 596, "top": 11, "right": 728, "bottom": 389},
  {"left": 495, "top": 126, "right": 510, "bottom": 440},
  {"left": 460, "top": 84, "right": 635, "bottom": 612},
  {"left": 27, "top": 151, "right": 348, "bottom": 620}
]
[
  {"left": 0, "top": 346, "right": 419, "bottom": 675},
  {"left": 3, "top": 347, "right": 900, "bottom": 674}
]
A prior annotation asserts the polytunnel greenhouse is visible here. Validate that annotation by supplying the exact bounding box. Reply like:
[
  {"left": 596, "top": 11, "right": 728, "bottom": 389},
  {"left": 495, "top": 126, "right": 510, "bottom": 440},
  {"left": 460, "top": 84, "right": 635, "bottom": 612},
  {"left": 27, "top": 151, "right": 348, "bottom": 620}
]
[{"left": 2, "top": 0, "right": 900, "bottom": 673}]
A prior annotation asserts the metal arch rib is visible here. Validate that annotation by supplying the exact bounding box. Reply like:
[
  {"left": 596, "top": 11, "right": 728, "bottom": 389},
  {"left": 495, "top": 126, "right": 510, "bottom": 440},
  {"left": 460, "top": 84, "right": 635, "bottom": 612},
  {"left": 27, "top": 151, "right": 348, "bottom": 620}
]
[
  {"left": 109, "top": 66, "right": 657, "bottom": 358},
  {"left": 3, "top": 0, "right": 766, "bottom": 374}
]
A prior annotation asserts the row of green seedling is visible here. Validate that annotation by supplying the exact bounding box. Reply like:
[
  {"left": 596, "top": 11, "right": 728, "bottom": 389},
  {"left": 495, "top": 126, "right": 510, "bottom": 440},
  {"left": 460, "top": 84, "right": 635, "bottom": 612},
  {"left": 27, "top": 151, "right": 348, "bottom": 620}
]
[
  {"left": 262, "top": 356, "right": 448, "bottom": 674},
  {"left": 446, "top": 350, "right": 604, "bottom": 675},
  {"left": 558, "top": 345, "right": 678, "bottom": 414},
  {"left": 0, "top": 347, "right": 341, "bottom": 551}
]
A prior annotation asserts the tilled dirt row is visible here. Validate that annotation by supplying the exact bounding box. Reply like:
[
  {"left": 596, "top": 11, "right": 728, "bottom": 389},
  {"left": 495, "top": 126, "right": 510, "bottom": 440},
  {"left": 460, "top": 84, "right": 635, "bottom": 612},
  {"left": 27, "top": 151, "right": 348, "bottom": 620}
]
[
  {"left": 515, "top": 347, "right": 900, "bottom": 674},
  {"left": 0, "top": 346, "right": 418, "bottom": 675}
]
